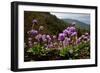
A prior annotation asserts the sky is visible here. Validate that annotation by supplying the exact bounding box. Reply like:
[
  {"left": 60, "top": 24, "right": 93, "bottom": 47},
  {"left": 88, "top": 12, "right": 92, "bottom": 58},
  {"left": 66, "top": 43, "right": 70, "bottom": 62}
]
[{"left": 50, "top": 12, "right": 90, "bottom": 24}]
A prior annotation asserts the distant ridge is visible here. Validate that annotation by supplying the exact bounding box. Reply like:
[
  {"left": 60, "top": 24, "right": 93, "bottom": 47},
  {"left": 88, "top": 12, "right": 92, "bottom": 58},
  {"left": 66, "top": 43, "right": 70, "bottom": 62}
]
[{"left": 62, "top": 19, "right": 90, "bottom": 31}]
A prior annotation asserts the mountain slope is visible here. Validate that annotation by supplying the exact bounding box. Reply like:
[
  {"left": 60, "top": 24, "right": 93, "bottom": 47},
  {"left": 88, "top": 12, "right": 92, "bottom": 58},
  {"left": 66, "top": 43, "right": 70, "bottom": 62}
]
[
  {"left": 62, "top": 19, "right": 90, "bottom": 31},
  {"left": 24, "top": 11, "right": 68, "bottom": 36}
]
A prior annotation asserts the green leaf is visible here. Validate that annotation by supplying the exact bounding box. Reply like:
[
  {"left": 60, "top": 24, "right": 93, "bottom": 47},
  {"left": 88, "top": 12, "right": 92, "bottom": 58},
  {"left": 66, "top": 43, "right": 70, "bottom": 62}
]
[{"left": 27, "top": 48, "right": 33, "bottom": 53}]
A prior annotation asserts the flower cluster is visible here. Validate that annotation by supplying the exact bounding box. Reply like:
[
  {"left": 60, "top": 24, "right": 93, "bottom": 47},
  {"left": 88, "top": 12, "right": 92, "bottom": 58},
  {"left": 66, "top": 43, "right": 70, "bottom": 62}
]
[{"left": 26, "top": 19, "right": 90, "bottom": 50}]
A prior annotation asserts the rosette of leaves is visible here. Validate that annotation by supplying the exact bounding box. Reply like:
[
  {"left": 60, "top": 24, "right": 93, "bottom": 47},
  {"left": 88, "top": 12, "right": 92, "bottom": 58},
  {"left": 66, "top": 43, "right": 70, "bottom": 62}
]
[
  {"left": 78, "top": 41, "right": 90, "bottom": 59},
  {"left": 73, "top": 41, "right": 90, "bottom": 59},
  {"left": 27, "top": 44, "right": 48, "bottom": 60},
  {"left": 59, "top": 45, "right": 74, "bottom": 59}
]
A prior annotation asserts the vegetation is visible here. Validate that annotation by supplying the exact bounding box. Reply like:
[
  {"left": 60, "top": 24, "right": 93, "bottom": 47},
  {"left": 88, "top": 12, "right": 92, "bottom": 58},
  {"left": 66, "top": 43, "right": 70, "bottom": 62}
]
[{"left": 24, "top": 11, "right": 90, "bottom": 62}]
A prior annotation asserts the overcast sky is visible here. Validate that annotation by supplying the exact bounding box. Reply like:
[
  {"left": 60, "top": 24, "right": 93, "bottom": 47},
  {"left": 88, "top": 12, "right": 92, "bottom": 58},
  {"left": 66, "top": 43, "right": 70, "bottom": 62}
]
[{"left": 50, "top": 12, "right": 90, "bottom": 24}]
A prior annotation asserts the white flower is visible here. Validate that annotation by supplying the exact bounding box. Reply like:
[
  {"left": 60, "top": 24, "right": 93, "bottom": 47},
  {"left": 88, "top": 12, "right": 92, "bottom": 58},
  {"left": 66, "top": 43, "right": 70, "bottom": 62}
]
[
  {"left": 69, "top": 49, "right": 73, "bottom": 54},
  {"left": 39, "top": 26, "right": 44, "bottom": 31}
]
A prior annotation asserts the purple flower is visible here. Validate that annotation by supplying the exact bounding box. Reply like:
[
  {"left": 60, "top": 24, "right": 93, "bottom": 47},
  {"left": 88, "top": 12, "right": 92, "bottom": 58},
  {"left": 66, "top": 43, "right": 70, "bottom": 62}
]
[
  {"left": 71, "top": 32, "right": 77, "bottom": 36},
  {"left": 28, "top": 37, "right": 32, "bottom": 41},
  {"left": 63, "top": 29, "right": 68, "bottom": 34},
  {"left": 85, "top": 32, "right": 90, "bottom": 38},
  {"left": 81, "top": 33, "right": 90, "bottom": 42},
  {"left": 42, "top": 34, "right": 47, "bottom": 42},
  {"left": 67, "top": 30, "right": 72, "bottom": 36},
  {"left": 46, "top": 35, "right": 51, "bottom": 42},
  {"left": 66, "top": 27, "right": 70, "bottom": 30},
  {"left": 64, "top": 27, "right": 74, "bottom": 36},
  {"left": 69, "top": 26, "right": 76, "bottom": 32},
  {"left": 67, "top": 37, "right": 71, "bottom": 42},
  {"left": 76, "top": 37, "right": 81, "bottom": 44},
  {"left": 81, "top": 35, "right": 85, "bottom": 39},
  {"left": 79, "top": 37, "right": 82, "bottom": 40},
  {"left": 30, "top": 29, "right": 38, "bottom": 36},
  {"left": 32, "top": 19, "right": 38, "bottom": 24},
  {"left": 83, "top": 36, "right": 88, "bottom": 41},
  {"left": 58, "top": 33, "right": 65, "bottom": 41},
  {"left": 35, "top": 34, "right": 42, "bottom": 42},
  {"left": 63, "top": 29, "right": 68, "bottom": 36},
  {"left": 82, "top": 36, "right": 88, "bottom": 43},
  {"left": 63, "top": 37, "right": 70, "bottom": 46}
]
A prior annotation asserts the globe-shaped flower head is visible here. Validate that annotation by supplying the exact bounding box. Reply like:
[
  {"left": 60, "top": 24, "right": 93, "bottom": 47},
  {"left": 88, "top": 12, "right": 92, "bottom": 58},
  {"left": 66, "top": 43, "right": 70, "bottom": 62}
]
[
  {"left": 58, "top": 33, "right": 65, "bottom": 41},
  {"left": 30, "top": 29, "right": 38, "bottom": 36},
  {"left": 32, "top": 19, "right": 38, "bottom": 24}
]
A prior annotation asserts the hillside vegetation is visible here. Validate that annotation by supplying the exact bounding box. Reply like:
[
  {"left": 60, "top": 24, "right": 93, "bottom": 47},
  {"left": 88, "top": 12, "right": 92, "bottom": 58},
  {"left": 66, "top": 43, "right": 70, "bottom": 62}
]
[
  {"left": 24, "top": 11, "right": 90, "bottom": 61},
  {"left": 24, "top": 11, "right": 68, "bottom": 36}
]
